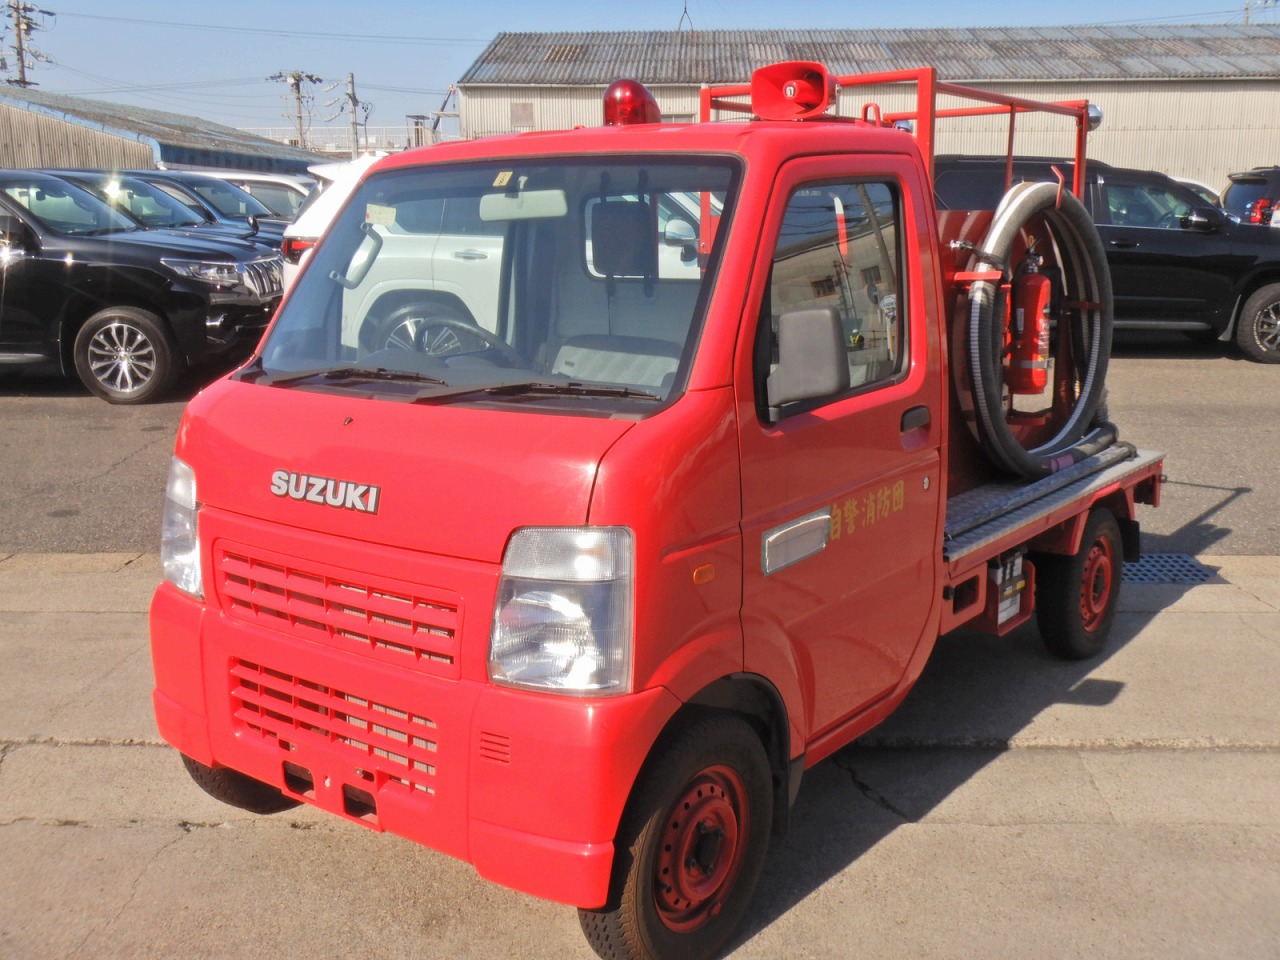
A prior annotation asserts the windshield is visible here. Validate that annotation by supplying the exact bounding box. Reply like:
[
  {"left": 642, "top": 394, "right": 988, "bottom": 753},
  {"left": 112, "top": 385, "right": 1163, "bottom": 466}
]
[
  {"left": 1, "top": 177, "right": 139, "bottom": 236},
  {"left": 186, "top": 178, "right": 275, "bottom": 219},
  {"left": 252, "top": 157, "right": 739, "bottom": 411},
  {"left": 86, "top": 176, "right": 208, "bottom": 228}
]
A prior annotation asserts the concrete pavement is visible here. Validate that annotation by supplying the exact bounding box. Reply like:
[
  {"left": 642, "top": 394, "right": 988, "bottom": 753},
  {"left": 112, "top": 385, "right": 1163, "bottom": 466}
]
[{"left": 1, "top": 553, "right": 1278, "bottom": 959}]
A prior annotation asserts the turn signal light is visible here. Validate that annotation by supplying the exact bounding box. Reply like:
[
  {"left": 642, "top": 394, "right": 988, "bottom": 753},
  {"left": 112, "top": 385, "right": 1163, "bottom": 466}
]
[{"left": 603, "top": 79, "right": 662, "bottom": 126}]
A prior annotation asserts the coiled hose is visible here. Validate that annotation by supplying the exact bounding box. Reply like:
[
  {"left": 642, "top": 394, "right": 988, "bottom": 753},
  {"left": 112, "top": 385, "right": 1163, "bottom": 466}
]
[{"left": 965, "top": 181, "right": 1117, "bottom": 479}]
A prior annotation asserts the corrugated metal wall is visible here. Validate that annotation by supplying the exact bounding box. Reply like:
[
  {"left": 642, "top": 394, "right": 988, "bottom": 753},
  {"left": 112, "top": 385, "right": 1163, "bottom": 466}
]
[
  {"left": 460, "top": 78, "right": 1280, "bottom": 189},
  {"left": 0, "top": 106, "right": 155, "bottom": 168}
]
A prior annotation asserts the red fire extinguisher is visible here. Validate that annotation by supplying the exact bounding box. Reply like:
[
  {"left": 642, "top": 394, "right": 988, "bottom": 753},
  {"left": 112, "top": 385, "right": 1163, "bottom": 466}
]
[{"left": 1005, "top": 259, "right": 1051, "bottom": 395}]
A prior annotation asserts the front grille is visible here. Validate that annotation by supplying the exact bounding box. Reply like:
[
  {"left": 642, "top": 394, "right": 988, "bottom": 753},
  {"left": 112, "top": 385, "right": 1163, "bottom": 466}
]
[
  {"left": 216, "top": 546, "right": 461, "bottom": 680},
  {"left": 231, "top": 658, "right": 437, "bottom": 796},
  {"left": 241, "top": 255, "right": 284, "bottom": 298}
]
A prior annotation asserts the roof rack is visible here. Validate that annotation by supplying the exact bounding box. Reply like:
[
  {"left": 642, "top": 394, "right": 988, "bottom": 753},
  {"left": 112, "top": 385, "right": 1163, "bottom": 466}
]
[{"left": 699, "top": 62, "right": 1096, "bottom": 198}]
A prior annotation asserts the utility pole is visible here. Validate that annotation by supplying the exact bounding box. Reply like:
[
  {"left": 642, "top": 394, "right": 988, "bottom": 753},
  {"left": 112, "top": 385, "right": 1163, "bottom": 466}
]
[
  {"left": 347, "top": 74, "right": 359, "bottom": 159},
  {"left": 268, "top": 70, "right": 322, "bottom": 148},
  {"left": 3, "top": 1, "right": 53, "bottom": 88}
]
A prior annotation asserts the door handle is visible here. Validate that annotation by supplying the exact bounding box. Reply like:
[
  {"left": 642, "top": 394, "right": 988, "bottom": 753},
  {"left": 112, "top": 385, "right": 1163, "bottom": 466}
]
[
  {"left": 901, "top": 405, "right": 931, "bottom": 433},
  {"left": 453, "top": 249, "right": 488, "bottom": 261},
  {"left": 1108, "top": 239, "right": 1138, "bottom": 249}
]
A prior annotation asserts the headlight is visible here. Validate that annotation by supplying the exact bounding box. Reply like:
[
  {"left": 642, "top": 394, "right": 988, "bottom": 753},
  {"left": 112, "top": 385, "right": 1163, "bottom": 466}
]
[
  {"left": 489, "top": 527, "right": 633, "bottom": 696},
  {"left": 161, "top": 257, "right": 242, "bottom": 287},
  {"left": 161, "top": 456, "right": 202, "bottom": 598}
]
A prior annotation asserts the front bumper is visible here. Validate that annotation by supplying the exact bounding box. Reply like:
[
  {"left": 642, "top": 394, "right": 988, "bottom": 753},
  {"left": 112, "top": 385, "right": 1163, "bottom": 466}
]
[{"left": 150, "top": 579, "right": 678, "bottom": 907}]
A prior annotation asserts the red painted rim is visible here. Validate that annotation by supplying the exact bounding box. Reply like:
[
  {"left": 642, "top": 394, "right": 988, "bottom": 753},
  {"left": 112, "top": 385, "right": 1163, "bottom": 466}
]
[
  {"left": 653, "top": 764, "right": 749, "bottom": 933},
  {"left": 1079, "top": 535, "right": 1115, "bottom": 632}
]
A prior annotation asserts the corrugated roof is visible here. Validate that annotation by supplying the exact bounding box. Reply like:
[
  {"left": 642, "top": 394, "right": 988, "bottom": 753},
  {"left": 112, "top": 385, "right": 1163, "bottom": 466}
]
[
  {"left": 459, "top": 25, "right": 1280, "bottom": 85},
  {"left": 0, "top": 87, "right": 322, "bottom": 171}
]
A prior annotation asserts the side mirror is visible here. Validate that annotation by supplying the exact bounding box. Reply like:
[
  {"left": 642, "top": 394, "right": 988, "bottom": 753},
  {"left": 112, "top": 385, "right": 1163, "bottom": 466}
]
[
  {"left": 663, "top": 219, "right": 697, "bottom": 261},
  {"left": 1181, "top": 206, "right": 1225, "bottom": 233},
  {"left": 0, "top": 219, "right": 34, "bottom": 260},
  {"left": 766, "top": 307, "right": 850, "bottom": 421}
]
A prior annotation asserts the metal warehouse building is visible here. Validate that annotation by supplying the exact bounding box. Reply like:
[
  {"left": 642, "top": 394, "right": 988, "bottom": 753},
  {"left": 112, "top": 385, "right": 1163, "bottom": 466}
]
[
  {"left": 0, "top": 87, "right": 321, "bottom": 173},
  {"left": 457, "top": 25, "right": 1280, "bottom": 188}
]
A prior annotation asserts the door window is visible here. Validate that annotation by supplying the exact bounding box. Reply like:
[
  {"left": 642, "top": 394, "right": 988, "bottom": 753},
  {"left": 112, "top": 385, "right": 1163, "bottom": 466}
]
[
  {"left": 1104, "top": 182, "right": 1193, "bottom": 228},
  {"left": 761, "top": 180, "right": 905, "bottom": 409}
]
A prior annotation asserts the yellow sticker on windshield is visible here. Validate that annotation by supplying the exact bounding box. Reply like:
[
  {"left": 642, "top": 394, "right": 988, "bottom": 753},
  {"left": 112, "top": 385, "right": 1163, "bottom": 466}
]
[
  {"left": 365, "top": 203, "right": 396, "bottom": 226},
  {"left": 493, "top": 171, "right": 513, "bottom": 187}
]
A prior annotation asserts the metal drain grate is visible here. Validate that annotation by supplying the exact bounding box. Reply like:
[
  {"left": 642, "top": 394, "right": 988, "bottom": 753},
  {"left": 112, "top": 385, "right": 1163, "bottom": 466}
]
[{"left": 1122, "top": 552, "right": 1215, "bottom": 584}]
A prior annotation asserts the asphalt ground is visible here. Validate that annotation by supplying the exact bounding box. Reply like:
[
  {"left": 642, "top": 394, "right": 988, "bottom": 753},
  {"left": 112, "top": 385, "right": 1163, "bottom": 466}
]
[
  {"left": 1, "top": 333, "right": 1278, "bottom": 959},
  {"left": 0, "top": 333, "right": 1276, "bottom": 556}
]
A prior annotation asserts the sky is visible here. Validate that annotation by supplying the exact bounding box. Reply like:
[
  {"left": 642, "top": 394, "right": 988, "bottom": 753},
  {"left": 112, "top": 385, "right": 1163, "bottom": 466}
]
[{"left": 5, "top": 0, "right": 1276, "bottom": 135}]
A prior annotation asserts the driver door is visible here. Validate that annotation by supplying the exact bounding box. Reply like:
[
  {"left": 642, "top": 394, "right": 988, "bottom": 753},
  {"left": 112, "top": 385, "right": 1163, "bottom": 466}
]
[{"left": 737, "top": 156, "right": 944, "bottom": 741}]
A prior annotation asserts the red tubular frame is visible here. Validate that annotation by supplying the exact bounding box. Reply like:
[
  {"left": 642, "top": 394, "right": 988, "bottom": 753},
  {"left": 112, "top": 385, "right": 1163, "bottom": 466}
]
[{"left": 700, "top": 66, "right": 1093, "bottom": 200}]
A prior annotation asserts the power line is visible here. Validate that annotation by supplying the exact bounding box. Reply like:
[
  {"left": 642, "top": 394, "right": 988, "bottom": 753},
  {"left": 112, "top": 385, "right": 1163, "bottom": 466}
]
[{"left": 53, "top": 11, "right": 487, "bottom": 46}]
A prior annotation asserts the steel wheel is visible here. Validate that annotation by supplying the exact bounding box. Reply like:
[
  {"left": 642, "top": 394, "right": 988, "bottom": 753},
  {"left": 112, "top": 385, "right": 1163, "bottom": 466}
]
[
  {"left": 653, "top": 765, "right": 748, "bottom": 933},
  {"left": 1078, "top": 536, "right": 1116, "bottom": 634},
  {"left": 579, "top": 714, "right": 772, "bottom": 960},
  {"left": 1034, "top": 509, "right": 1123, "bottom": 660},
  {"left": 73, "top": 306, "right": 178, "bottom": 404},
  {"left": 1236, "top": 283, "right": 1280, "bottom": 363}
]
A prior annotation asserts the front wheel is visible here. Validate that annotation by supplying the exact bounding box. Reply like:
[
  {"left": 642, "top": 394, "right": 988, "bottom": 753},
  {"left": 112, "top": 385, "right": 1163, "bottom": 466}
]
[
  {"left": 73, "top": 307, "right": 179, "bottom": 403},
  {"left": 1235, "top": 283, "right": 1280, "bottom": 363},
  {"left": 579, "top": 714, "right": 773, "bottom": 960},
  {"left": 1034, "top": 509, "right": 1123, "bottom": 660}
]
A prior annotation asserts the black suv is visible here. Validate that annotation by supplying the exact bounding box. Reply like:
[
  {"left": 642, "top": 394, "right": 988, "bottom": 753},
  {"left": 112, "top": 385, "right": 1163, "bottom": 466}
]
[
  {"left": 0, "top": 170, "right": 284, "bottom": 402},
  {"left": 934, "top": 157, "right": 1280, "bottom": 363},
  {"left": 1222, "top": 167, "right": 1280, "bottom": 226}
]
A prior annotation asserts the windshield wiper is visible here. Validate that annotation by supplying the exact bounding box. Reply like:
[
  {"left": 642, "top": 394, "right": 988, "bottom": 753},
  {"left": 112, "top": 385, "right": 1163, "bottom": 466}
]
[
  {"left": 264, "top": 365, "right": 449, "bottom": 387},
  {"left": 484, "top": 380, "right": 663, "bottom": 401}
]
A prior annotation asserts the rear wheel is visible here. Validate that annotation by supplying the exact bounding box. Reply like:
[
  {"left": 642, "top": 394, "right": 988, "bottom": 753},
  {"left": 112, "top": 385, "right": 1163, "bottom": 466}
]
[
  {"left": 1235, "top": 283, "right": 1280, "bottom": 363},
  {"left": 579, "top": 714, "right": 772, "bottom": 960},
  {"left": 180, "top": 754, "right": 300, "bottom": 814},
  {"left": 72, "top": 306, "right": 178, "bottom": 403},
  {"left": 1034, "top": 509, "right": 1123, "bottom": 660}
]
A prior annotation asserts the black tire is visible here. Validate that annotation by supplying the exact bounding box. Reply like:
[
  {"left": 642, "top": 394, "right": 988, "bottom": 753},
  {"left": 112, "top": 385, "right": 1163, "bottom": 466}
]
[
  {"left": 180, "top": 753, "right": 300, "bottom": 815},
  {"left": 1034, "top": 509, "right": 1123, "bottom": 660},
  {"left": 1235, "top": 283, "right": 1280, "bottom": 363},
  {"left": 579, "top": 714, "right": 772, "bottom": 960},
  {"left": 72, "top": 306, "right": 179, "bottom": 404}
]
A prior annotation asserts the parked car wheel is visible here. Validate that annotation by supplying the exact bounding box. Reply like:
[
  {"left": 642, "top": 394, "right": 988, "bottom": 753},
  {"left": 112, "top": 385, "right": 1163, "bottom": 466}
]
[
  {"left": 1235, "top": 283, "right": 1280, "bottom": 363},
  {"left": 180, "top": 754, "right": 300, "bottom": 814},
  {"left": 377, "top": 302, "right": 521, "bottom": 365},
  {"left": 73, "top": 307, "right": 179, "bottom": 403}
]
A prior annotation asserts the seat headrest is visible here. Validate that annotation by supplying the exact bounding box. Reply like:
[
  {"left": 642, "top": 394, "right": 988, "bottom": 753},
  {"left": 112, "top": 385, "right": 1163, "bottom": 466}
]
[{"left": 591, "top": 200, "right": 657, "bottom": 279}]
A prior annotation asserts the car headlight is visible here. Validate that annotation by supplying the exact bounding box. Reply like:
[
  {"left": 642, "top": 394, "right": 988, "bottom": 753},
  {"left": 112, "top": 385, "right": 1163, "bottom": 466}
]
[
  {"left": 161, "top": 257, "right": 242, "bottom": 287},
  {"left": 489, "top": 527, "right": 633, "bottom": 696},
  {"left": 161, "top": 456, "right": 202, "bottom": 599}
]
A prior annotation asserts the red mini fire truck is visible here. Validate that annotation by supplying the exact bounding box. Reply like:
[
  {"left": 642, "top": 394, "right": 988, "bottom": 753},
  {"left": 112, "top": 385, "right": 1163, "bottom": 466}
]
[{"left": 150, "top": 62, "right": 1162, "bottom": 960}]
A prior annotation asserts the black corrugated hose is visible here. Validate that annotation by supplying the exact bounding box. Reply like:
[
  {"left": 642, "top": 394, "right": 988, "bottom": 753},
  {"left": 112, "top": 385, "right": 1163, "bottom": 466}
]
[{"left": 965, "top": 181, "right": 1118, "bottom": 479}]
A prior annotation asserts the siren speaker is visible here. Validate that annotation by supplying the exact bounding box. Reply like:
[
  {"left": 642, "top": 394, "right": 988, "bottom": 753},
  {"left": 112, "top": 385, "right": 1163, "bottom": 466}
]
[{"left": 750, "top": 61, "right": 836, "bottom": 120}]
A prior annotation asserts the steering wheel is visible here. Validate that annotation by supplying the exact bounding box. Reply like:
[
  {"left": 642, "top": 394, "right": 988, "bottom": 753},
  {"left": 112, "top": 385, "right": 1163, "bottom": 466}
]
[{"left": 379, "top": 304, "right": 522, "bottom": 366}]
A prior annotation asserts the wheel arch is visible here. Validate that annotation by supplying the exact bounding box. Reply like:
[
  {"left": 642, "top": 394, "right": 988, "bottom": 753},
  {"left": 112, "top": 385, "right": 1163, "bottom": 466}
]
[
  {"left": 665, "top": 674, "right": 797, "bottom": 839},
  {"left": 365, "top": 288, "right": 475, "bottom": 326},
  {"left": 1225, "top": 271, "right": 1280, "bottom": 340},
  {"left": 56, "top": 292, "right": 182, "bottom": 372}
]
